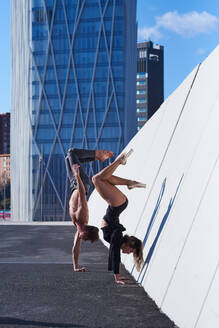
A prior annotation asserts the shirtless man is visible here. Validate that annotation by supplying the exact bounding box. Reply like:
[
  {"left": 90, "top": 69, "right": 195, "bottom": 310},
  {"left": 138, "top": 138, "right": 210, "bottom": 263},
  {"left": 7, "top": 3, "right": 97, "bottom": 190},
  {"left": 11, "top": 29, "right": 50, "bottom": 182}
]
[{"left": 65, "top": 148, "right": 113, "bottom": 272}]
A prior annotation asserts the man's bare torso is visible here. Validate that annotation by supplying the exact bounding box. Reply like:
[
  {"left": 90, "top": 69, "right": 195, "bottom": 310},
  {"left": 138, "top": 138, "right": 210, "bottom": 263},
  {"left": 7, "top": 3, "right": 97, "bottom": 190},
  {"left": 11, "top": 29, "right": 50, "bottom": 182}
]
[{"left": 69, "top": 190, "right": 88, "bottom": 226}]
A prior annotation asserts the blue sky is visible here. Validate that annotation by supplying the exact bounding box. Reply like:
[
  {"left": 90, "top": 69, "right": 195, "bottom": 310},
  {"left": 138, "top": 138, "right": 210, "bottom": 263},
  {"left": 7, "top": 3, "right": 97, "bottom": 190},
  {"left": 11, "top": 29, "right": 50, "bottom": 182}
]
[
  {"left": 0, "top": 1, "right": 219, "bottom": 114},
  {"left": 137, "top": 0, "right": 219, "bottom": 98}
]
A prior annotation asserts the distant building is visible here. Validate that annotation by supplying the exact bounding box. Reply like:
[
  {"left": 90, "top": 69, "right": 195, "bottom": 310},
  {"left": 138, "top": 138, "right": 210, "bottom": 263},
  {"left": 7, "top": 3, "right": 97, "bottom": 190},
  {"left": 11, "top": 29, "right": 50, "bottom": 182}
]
[
  {"left": 137, "top": 41, "right": 164, "bottom": 129},
  {"left": 11, "top": 0, "right": 137, "bottom": 221},
  {"left": 0, "top": 154, "right": 10, "bottom": 185},
  {"left": 0, "top": 113, "right": 10, "bottom": 154}
]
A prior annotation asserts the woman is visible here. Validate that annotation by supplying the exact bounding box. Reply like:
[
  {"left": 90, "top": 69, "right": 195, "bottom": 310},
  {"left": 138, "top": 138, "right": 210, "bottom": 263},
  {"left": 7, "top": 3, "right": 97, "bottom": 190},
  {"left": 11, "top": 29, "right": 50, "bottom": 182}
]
[{"left": 92, "top": 149, "right": 145, "bottom": 284}]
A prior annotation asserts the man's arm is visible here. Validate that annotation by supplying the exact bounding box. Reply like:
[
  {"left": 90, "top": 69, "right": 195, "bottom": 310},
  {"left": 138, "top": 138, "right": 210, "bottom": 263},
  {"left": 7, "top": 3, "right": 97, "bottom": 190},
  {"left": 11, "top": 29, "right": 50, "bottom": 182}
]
[
  {"left": 72, "top": 164, "right": 87, "bottom": 205},
  {"left": 72, "top": 231, "right": 86, "bottom": 272},
  {"left": 71, "top": 164, "right": 87, "bottom": 272}
]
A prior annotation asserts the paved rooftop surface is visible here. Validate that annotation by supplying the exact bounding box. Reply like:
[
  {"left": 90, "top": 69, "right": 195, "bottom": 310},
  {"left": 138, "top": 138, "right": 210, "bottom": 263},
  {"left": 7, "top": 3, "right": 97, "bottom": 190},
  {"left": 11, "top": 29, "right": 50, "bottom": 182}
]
[{"left": 0, "top": 224, "right": 176, "bottom": 328}]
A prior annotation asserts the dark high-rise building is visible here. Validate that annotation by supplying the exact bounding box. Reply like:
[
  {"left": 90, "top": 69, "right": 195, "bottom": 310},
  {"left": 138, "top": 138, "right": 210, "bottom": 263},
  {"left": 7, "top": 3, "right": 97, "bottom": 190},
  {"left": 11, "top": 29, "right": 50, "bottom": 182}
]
[
  {"left": 11, "top": 0, "right": 137, "bottom": 221},
  {"left": 136, "top": 41, "right": 164, "bottom": 129},
  {"left": 0, "top": 113, "right": 10, "bottom": 154}
]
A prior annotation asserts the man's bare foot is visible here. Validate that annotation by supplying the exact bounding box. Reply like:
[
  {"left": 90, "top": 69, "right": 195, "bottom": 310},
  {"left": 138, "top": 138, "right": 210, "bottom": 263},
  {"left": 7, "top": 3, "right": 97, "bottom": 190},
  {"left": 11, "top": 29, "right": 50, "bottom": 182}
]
[
  {"left": 118, "top": 149, "right": 134, "bottom": 165},
  {"left": 95, "top": 150, "right": 114, "bottom": 162},
  {"left": 127, "top": 181, "right": 146, "bottom": 190},
  {"left": 72, "top": 164, "right": 80, "bottom": 176}
]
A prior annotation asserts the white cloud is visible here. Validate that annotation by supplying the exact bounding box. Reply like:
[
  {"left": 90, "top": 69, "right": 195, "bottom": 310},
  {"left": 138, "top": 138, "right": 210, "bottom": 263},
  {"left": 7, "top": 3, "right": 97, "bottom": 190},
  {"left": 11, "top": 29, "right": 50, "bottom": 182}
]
[
  {"left": 157, "top": 11, "right": 219, "bottom": 36},
  {"left": 138, "top": 26, "right": 162, "bottom": 40},
  {"left": 138, "top": 11, "right": 219, "bottom": 41},
  {"left": 196, "top": 48, "right": 207, "bottom": 55}
]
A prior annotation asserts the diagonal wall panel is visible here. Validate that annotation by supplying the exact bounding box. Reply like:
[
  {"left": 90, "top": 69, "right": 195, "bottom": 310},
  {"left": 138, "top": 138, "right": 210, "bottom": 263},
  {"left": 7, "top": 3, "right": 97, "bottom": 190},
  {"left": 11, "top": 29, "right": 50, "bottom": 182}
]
[{"left": 89, "top": 45, "right": 219, "bottom": 328}]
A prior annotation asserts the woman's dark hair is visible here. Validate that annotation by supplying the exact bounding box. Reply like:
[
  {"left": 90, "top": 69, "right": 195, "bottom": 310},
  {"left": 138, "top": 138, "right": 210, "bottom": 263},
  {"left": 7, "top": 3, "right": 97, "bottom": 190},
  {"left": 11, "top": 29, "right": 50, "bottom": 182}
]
[
  {"left": 122, "top": 235, "right": 143, "bottom": 271},
  {"left": 85, "top": 225, "right": 99, "bottom": 243}
]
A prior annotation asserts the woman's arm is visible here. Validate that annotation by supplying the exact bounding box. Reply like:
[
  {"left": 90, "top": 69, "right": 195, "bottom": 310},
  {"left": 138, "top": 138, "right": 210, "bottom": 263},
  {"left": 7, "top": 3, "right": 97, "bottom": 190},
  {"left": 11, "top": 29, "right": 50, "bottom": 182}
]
[
  {"left": 108, "top": 230, "right": 121, "bottom": 273},
  {"left": 110, "top": 230, "right": 132, "bottom": 284}
]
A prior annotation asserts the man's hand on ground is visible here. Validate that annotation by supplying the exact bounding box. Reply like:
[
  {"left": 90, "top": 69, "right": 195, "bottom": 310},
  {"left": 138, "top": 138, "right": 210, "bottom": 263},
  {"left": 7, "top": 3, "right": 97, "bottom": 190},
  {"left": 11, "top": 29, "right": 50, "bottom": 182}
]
[{"left": 74, "top": 267, "right": 87, "bottom": 272}]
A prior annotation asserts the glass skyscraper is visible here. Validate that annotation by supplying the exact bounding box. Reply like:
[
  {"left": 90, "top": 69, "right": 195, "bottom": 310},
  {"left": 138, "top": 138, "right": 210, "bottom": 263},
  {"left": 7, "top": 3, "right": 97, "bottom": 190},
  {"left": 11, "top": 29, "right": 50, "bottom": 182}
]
[
  {"left": 11, "top": 0, "right": 137, "bottom": 221},
  {"left": 0, "top": 113, "right": 10, "bottom": 154},
  {"left": 137, "top": 41, "right": 164, "bottom": 130}
]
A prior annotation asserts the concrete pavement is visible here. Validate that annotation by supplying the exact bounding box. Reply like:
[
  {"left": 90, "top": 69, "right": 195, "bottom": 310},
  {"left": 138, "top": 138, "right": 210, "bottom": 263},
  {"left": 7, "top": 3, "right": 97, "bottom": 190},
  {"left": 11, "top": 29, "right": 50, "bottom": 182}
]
[{"left": 0, "top": 224, "right": 177, "bottom": 328}]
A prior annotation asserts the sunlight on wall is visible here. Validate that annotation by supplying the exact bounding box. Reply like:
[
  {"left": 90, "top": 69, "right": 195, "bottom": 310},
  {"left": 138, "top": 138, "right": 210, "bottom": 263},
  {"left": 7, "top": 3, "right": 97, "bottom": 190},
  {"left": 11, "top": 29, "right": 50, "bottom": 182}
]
[{"left": 89, "top": 45, "right": 219, "bottom": 328}]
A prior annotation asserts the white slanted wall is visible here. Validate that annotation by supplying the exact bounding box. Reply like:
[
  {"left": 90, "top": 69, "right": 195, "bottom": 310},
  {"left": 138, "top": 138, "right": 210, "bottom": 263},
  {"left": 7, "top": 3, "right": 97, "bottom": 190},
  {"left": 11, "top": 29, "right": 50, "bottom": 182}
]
[{"left": 89, "top": 45, "right": 219, "bottom": 328}]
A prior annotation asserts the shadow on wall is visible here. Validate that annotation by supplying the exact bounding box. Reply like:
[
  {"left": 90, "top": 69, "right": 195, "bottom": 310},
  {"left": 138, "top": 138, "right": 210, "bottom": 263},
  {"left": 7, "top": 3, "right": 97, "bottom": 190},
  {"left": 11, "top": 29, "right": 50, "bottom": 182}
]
[{"left": 132, "top": 174, "right": 184, "bottom": 283}]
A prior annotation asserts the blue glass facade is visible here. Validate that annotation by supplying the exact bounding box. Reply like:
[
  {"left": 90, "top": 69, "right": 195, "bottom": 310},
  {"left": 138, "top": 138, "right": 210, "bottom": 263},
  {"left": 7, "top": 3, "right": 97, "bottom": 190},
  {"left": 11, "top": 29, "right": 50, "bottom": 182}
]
[{"left": 11, "top": 0, "right": 137, "bottom": 221}]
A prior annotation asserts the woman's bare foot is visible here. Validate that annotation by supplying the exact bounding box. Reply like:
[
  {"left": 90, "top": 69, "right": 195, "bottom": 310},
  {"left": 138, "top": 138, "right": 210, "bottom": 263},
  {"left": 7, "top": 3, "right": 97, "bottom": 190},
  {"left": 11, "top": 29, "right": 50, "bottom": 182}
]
[
  {"left": 127, "top": 181, "right": 146, "bottom": 190},
  {"left": 95, "top": 150, "right": 114, "bottom": 162},
  {"left": 118, "top": 149, "right": 134, "bottom": 165}
]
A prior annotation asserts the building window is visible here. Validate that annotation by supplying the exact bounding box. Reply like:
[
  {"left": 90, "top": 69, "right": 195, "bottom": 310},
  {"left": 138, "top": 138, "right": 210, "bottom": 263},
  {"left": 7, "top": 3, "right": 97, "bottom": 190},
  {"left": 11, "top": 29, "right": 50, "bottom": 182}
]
[
  {"left": 149, "top": 54, "right": 159, "bottom": 61},
  {"left": 139, "top": 50, "right": 147, "bottom": 58},
  {"left": 137, "top": 107, "right": 147, "bottom": 113},
  {"left": 137, "top": 72, "right": 146, "bottom": 79},
  {"left": 33, "top": 9, "right": 47, "bottom": 23},
  {"left": 136, "top": 90, "right": 146, "bottom": 95},
  {"left": 137, "top": 81, "right": 146, "bottom": 86},
  {"left": 136, "top": 99, "right": 146, "bottom": 104}
]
